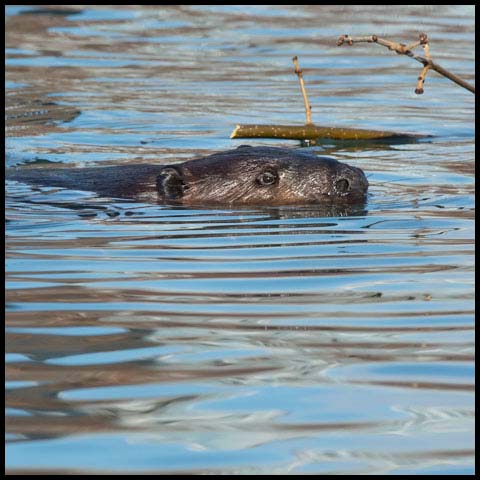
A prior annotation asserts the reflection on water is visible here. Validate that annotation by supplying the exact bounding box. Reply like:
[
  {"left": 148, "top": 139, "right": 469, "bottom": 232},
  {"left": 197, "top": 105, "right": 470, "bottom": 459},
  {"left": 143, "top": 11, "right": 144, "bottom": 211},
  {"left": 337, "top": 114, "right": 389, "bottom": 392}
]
[{"left": 5, "top": 4, "right": 474, "bottom": 476}]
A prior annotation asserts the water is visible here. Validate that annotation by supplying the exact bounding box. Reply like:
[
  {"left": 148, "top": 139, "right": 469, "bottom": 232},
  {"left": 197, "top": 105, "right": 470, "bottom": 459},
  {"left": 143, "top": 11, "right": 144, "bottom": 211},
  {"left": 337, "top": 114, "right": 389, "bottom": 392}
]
[{"left": 5, "top": 5, "right": 475, "bottom": 475}]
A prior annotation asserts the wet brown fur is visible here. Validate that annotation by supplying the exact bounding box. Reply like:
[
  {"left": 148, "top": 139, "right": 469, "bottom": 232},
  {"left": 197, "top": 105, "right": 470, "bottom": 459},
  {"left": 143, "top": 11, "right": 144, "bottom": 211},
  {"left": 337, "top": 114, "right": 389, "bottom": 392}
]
[{"left": 7, "top": 146, "right": 368, "bottom": 206}]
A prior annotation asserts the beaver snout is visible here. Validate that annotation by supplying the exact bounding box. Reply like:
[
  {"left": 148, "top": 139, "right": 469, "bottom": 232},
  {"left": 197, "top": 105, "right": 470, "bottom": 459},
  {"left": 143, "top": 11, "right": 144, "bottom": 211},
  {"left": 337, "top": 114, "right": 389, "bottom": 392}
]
[
  {"left": 334, "top": 177, "right": 353, "bottom": 196},
  {"left": 331, "top": 165, "right": 369, "bottom": 199}
]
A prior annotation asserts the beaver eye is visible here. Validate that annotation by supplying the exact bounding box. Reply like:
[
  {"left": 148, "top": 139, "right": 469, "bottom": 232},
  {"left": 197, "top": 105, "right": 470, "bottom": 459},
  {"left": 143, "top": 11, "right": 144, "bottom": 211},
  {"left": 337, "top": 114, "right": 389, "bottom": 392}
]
[
  {"left": 334, "top": 178, "right": 350, "bottom": 194},
  {"left": 256, "top": 171, "right": 277, "bottom": 186}
]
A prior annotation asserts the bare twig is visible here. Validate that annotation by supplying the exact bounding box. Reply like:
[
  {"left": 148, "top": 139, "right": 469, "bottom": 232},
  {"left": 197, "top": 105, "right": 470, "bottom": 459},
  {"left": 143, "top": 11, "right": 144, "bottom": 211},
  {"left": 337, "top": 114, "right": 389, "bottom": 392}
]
[
  {"left": 420, "top": 33, "right": 431, "bottom": 61},
  {"left": 415, "top": 33, "right": 430, "bottom": 94},
  {"left": 292, "top": 56, "right": 312, "bottom": 124},
  {"left": 337, "top": 33, "right": 475, "bottom": 94},
  {"left": 415, "top": 64, "right": 430, "bottom": 94}
]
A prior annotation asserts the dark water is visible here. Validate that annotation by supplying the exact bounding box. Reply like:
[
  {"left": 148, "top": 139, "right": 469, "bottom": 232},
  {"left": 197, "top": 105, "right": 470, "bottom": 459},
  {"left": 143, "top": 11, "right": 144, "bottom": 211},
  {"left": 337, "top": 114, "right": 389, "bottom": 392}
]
[{"left": 5, "top": 5, "right": 475, "bottom": 475}]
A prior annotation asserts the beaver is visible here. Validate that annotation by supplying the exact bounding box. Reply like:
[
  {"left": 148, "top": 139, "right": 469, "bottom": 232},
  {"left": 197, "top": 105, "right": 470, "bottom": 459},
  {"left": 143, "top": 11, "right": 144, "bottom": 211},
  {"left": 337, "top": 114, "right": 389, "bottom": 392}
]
[{"left": 6, "top": 145, "right": 368, "bottom": 206}]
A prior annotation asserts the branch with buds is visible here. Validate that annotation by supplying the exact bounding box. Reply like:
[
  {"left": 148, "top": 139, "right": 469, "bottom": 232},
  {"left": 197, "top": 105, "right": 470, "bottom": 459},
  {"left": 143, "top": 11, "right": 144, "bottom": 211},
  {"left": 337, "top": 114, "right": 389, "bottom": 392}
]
[{"left": 337, "top": 33, "right": 475, "bottom": 95}]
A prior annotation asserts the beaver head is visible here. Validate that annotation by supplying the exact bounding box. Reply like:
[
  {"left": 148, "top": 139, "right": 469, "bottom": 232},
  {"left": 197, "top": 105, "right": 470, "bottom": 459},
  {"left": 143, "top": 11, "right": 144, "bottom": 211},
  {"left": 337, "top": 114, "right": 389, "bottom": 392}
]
[{"left": 157, "top": 145, "right": 368, "bottom": 206}]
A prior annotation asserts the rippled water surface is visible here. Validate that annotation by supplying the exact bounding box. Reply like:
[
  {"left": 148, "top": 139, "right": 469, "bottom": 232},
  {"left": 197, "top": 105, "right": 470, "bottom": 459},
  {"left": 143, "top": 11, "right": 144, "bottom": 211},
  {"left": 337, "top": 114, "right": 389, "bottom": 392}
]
[{"left": 5, "top": 5, "right": 475, "bottom": 475}]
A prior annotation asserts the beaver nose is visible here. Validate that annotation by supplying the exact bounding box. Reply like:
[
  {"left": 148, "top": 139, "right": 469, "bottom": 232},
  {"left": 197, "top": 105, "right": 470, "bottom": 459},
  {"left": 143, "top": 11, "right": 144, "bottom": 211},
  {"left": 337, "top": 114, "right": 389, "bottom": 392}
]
[
  {"left": 334, "top": 178, "right": 351, "bottom": 194},
  {"left": 332, "top": 165, "right": 368, "bottom": 198}
]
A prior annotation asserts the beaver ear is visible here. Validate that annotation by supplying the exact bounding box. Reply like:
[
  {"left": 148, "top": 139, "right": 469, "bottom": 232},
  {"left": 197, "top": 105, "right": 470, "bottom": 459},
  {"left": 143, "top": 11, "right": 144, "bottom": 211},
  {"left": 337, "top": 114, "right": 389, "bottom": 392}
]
[{"left": 156, "top": 167, "right": 185, "bottom": 199}]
